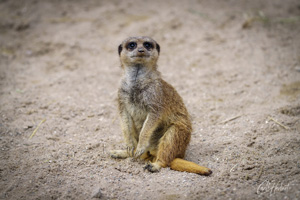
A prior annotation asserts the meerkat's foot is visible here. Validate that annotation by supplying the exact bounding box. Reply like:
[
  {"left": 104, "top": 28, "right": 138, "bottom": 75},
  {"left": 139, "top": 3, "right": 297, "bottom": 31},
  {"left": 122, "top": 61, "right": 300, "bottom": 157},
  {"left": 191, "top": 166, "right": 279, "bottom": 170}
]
[
  {"left": 144, "top": 160, "right": 166, "bottom": 173},
  {"left": 110, "top": 150, "right": 129, "bottom": 159},
  {"left": 144, "top": 162, "right": 161, "bottom": 173}
]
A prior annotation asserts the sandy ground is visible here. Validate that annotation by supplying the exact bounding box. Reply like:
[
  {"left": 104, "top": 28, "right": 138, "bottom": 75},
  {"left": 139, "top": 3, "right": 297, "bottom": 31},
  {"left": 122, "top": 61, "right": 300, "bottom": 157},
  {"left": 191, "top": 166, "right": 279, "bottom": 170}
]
[{"left": 0, "top": 0, "right": 300, "bottom": 199}]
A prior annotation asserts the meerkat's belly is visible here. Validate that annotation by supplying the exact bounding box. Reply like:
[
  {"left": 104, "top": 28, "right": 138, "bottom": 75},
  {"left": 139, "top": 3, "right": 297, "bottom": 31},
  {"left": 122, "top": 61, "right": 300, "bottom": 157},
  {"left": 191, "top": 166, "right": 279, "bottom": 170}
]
[{"left": 125, "top": 102, "right": 147, "bottom": 134}]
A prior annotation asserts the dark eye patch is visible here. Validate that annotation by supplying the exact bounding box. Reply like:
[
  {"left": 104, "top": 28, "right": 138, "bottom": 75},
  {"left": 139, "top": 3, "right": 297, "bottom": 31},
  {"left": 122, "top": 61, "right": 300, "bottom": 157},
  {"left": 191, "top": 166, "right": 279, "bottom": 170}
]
[
  {"left": 126, "top": 42, "right": 137, "bottom": 50},
  {"left": 118, "top": 44, "right": 122, "bottom": 55},
  {"left": 143, "top": 42, "right": 153, "bottom": 50},
  {"left": 156, "top": 43, "right": 160, "bottom": 54}
]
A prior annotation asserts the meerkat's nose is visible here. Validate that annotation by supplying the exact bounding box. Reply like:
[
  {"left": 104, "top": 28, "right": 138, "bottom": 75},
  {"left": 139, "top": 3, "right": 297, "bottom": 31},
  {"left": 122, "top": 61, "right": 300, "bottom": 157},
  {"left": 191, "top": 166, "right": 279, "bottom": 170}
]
[{"left": 138, "top": 48, "right": 145, "bottom": 53}]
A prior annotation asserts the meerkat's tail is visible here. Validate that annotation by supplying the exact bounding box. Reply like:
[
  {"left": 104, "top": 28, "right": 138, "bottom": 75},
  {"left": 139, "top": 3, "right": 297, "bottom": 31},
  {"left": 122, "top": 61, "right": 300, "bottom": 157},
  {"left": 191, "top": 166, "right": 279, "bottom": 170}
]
[{"left": 170, "top": 158, "right": 212, "bottom": 176}]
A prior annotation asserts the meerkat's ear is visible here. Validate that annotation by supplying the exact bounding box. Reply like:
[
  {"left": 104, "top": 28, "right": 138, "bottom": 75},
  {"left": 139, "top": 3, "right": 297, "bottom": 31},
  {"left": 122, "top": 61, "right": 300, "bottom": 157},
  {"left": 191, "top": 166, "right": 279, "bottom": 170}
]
[
  {"left": 118, "top": 44, "right": 123, "bottom": 56},
  {"left": 156, "top": 43, "right": 160, "bottom": 55}
]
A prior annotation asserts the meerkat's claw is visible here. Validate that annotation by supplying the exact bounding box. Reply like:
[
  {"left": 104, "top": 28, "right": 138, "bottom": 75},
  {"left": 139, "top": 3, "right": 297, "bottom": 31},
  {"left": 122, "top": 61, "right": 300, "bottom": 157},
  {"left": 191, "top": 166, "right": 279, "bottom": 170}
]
[
  {"left": 134, "top": 147, "right": 145, "bottom": 158},
  {"left": 127, "top": 147, "right": 135, "bottom": 157}
]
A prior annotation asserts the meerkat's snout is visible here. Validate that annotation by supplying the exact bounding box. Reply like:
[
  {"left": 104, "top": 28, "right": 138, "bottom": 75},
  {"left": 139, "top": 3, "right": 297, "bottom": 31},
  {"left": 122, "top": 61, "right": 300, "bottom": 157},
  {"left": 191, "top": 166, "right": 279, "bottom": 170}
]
[{"left": 137, "top": 47, "right": 145, "bottom": 53}]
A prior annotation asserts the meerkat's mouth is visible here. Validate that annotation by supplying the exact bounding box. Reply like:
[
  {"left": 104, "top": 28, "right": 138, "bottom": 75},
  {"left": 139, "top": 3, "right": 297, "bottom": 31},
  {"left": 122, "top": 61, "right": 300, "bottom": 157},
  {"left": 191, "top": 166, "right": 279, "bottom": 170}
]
[{"left": 131, "top": 55, "right": 150, "bottom": 58}]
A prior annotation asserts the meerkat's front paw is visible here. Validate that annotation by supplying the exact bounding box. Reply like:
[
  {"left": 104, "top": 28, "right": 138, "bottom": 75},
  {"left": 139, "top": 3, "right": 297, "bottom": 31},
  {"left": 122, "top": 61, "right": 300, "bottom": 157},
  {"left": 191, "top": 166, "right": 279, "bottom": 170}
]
[
  {"left": 134, "top": 146, "right": 146, "bottom": 158},
  {"left": 135, "top": 141, "right": 150, "bottom": 158},
  {"left": 127, "top": 146, "right": 135, "bottom": 157},
  {"left": 125, "top": 139, "right": 137, "bottom": 157}
]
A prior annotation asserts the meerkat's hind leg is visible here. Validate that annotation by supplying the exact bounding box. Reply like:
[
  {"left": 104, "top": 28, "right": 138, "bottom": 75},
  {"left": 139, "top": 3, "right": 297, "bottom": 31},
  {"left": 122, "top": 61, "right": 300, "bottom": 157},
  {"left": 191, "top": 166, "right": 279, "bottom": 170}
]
[
  {"left": 110, "top": 150, "right": 129, "bottom": 159},
  {"left": 144, "top": 125, "right": 186, "bottom": 173}
]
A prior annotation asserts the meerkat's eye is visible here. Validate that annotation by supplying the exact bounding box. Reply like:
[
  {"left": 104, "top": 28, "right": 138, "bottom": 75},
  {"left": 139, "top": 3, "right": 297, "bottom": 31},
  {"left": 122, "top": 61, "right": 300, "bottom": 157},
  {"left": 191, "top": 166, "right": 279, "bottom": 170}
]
[
  {"left": 143, "top": 42, "right": 153, "bottom": 50},
  {"left": 127, "top": 42, "right": 137, "bottom": 50}
]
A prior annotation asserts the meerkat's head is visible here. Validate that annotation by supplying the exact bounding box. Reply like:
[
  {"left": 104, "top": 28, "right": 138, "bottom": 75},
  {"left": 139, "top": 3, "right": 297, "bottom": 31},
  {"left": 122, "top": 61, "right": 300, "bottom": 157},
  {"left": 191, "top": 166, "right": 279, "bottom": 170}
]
[{"left": 118, "top": 36, "right": 160, "bottom": 69}]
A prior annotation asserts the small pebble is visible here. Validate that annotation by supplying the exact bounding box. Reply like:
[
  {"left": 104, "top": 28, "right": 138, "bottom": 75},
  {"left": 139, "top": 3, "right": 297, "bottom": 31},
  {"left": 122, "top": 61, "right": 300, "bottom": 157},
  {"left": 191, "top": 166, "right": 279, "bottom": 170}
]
[
  {"left": 92, "top": 188, "right": 102, "bottom": 199},
  {"left": 24, "top": 125, "right": 33, "bottom": 130}
]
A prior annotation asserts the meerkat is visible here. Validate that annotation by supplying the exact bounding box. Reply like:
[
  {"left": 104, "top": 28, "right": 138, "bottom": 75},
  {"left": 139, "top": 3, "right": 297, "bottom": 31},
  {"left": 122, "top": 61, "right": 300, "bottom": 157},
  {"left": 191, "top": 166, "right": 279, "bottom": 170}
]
[{"left": 110, "top": 36, "right": 212, "bottom": 175}]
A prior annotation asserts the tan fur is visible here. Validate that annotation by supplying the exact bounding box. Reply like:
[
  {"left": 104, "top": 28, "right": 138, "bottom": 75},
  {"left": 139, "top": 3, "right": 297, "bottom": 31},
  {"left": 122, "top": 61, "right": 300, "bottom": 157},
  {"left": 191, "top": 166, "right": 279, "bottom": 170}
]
[{"left": 110, "top": 36, "right": 212, "bottom": 175}]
